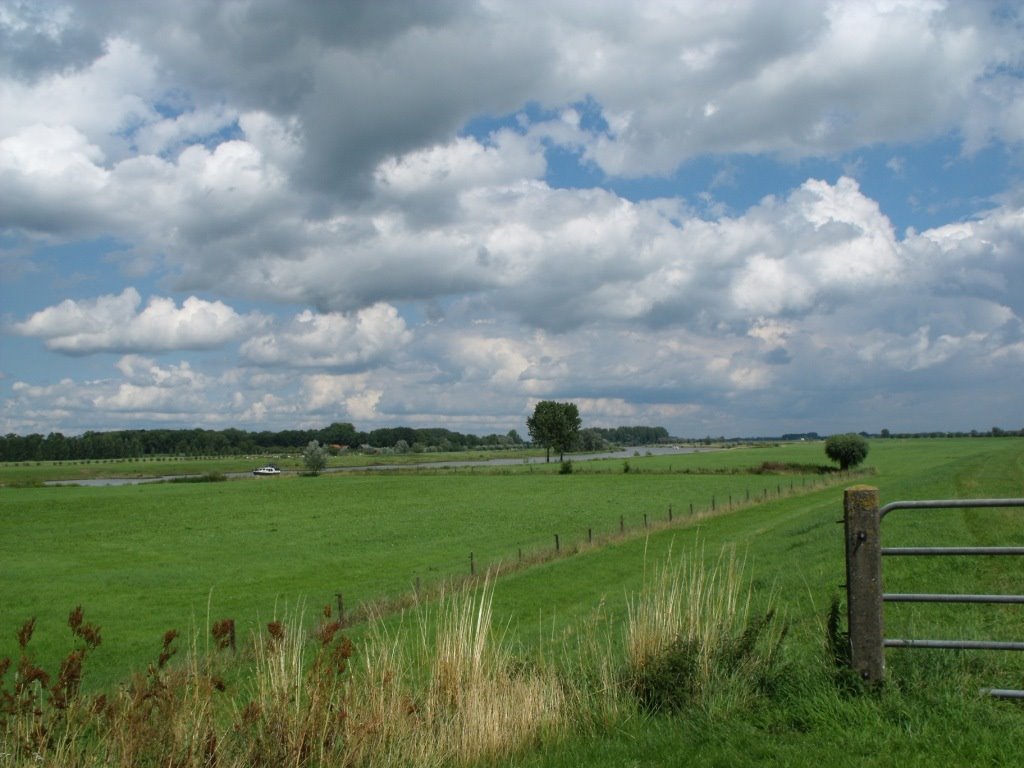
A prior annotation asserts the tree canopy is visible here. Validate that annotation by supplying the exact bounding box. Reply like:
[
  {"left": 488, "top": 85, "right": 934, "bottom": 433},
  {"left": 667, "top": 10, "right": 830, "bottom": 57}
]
[
  {"left": 0, "top": 418, "right": 678, "bottom": 463},
  {"left": 824, "top": 433, "right": 870, "bottom": 471},
  {"left": 526, "top": 401, "right": 582, "bottom": 462},
  {"left": 302, "top": 440, "right": 328, "bottom": 475}
]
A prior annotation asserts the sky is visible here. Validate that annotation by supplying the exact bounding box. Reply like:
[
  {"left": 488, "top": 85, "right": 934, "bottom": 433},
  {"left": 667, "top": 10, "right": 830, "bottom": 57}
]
[{"left": 1, "top": 0, "right": 1022, "bottom": 440}]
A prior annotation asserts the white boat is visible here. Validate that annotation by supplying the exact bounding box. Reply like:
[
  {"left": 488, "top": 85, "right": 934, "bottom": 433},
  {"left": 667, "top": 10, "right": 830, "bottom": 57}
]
[{"left": 252, "top": 464, "right": 281, "bottom": 476}]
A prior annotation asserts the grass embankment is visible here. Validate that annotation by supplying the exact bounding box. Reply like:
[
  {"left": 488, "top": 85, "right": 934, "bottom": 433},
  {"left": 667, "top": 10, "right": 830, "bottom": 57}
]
[
  {"left": 0, "top": 443, "right": 847, "bottom": 685},
  {"left": 1, "top": 547, "right": 781, "bottom": 766},
  {"left": 510, "top": 437, "right": 1024, "bottom": 767},
  {"left": 1, "top": 438, "right": 1022, "bottom": 765}
]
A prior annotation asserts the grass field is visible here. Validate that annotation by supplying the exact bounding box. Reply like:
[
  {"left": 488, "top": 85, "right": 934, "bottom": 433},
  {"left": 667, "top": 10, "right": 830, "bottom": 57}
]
[
  {"left": 2, "top": 437, "right": 1023, "bottom": 766},
  {"left": 0, "top": 441, "right": 844, "bottom": 684}
]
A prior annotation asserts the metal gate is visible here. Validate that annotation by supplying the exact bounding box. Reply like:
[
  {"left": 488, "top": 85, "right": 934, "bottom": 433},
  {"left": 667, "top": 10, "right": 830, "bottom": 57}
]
[{"left": 843, "top": 486, "right": 1024, "bottom": 698}]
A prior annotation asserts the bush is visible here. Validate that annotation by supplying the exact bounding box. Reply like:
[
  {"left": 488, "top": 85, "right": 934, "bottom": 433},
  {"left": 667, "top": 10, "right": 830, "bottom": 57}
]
[
  {"left": 165, "top": 472, "right": 227, "bottom": 484},
  {"left": 824, "top": 433, "right": 869, "bottom": 471},
  {"left": 302, "top": 440, "right": 328, "bottom": 475},
  {"left": 559, "top": 460, "right": 574, "bottom": 475}
]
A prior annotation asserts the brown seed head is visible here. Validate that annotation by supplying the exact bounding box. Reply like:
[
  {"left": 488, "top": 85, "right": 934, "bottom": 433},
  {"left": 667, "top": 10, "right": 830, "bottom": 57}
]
[
  {"left": 17, "top": 618, "right": 36, "bottom": 650},
  {"left": 267, "top": 621, "right": 284, "bottom": 643}
]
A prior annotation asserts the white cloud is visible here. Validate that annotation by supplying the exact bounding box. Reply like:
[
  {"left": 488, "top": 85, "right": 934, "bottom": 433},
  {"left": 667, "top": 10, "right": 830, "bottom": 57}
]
[
  {"left": 375, "top": 131, "right": 545, "bottom": 199},
  {"left": 92, "top": 381, "right": 199, "bottom": 413},
  {"left": 13, "top": 288, "right": 257, "bottom": 354},
  {"left": 570, "top": 0, "right": 1019, "bottom": 175},
  {"left": 300, "top": 373, "right": 382, "bottom": 422},
  {"left": 1, "top": 1, "right": 1022, "bottom": 438},
  {"left": 0, "top": 116, "right": 295, "bottom": 251},
  {"left": 6, "top": 0, "right": 1016, "bottom": 198},
  {"left": 240, "top": 304, "right": 412, "bottom": 369},
  {"left": 0, "top": 37, "right": 159, "bottom": 160},
  {"left": 131, "top": 103, "right": 240, "bottom": 157}
]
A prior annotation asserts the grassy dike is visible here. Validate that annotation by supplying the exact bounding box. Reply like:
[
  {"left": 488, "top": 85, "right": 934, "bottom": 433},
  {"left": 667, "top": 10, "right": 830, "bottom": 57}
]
[
  {"left": 1, "top": 438, "right": 1022, "bottom": 765},
  {"left": 499, "top": 438, "right": 1024, "bottom": 767},
  {"left": 1, "top": 444, "right": 842, "bottom": 685}
]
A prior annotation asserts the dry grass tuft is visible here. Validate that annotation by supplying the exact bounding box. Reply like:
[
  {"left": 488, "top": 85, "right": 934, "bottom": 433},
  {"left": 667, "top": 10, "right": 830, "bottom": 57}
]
[
  {"left": 624, "top": 545, "right": 786, "bottom": 714},
  {"left": 342, "top": 581, "right": 567, "bottom": 766}
]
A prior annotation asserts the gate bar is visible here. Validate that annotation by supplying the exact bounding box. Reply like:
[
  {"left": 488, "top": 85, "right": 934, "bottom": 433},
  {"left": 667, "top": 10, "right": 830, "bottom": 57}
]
[
  {"left": 983, "top": 688, "right": 1024, "bottom": 699},
  {"left": 884, "top": 593, "right": 1024, "bottom": 604},
  {"left": 883, "top": 546, "right": 1024, "bottom": 556},
  {"left": 885, "top": 639, "right": 1024, "bottom": 651},
  {"left": 879, "top": 498, "right": 1024, "bottom": 519}
]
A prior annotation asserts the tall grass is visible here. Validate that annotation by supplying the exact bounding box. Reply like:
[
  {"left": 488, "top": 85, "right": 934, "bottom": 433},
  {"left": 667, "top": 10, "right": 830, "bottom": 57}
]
[
  {"left": 622, "top": 545, "right": 786, "bottom": 715},
  {"left": 341, "top": 583, "right": 567, "bottom": 766},
  {"left": 0, "top": 551, "right": 784, "bottom": 766}
]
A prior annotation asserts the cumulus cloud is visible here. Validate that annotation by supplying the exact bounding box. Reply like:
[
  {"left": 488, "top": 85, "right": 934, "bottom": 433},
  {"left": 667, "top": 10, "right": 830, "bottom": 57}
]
[
  {"left": 12, "top": 288, "right": 257, "bottom": 354},
  {"left": 2, "top": 2, "right": 1020, "bottom": 317},
  {"left": 301, "top": 373, "right": 382, "bottom": 422},
  {"left": 1, "top": 1, "right": 1022, "bottom": 437},
  {"left": 571, "top": 0, "right": 1021, "bottom": 174},
  {"left": 240, "top": 304, "right": 412, "bottom": 369},
  {"left": 5, "top": 1, "right": 1018, "bottom": 201},
  {"left": 6, "top": 356, "right": 227, "bottom": 428},
  {"left": 0, "top": 36, "right": 159, "bottom": 160}
]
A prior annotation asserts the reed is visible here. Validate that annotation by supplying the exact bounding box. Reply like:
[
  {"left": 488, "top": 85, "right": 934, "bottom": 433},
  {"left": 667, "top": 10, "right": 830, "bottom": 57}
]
[
  {"left": 624, "top": 546, "right": 786, "bottom": 714},
  {"left": 342, "top": 581, "right": 567, "bottom": 766}
]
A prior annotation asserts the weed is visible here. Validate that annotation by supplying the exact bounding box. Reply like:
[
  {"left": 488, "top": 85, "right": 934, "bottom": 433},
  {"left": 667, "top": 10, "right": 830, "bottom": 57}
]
[{"left": 211, "top": 619, "right": 236, "bottom": 653}]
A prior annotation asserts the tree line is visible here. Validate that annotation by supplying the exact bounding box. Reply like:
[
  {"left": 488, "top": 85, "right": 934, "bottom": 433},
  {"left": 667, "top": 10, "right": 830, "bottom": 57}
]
[
  {"left": 0, "top": 423, "right": 519, "bottom": 462},
  {"left": 0, "top": 420, "right": 672, "bottom": 463}
]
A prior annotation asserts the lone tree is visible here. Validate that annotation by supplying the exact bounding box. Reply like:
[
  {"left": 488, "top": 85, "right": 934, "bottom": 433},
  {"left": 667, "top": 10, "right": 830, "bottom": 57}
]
[
  {"left": 824, "top": 433, "right": 869, "bottom": 471},
  {"left": 527, "top": 400, "right": 582, "bottom": 462},
  {"left": 303, "top": 439, "right": 328, "bottom": 475}
]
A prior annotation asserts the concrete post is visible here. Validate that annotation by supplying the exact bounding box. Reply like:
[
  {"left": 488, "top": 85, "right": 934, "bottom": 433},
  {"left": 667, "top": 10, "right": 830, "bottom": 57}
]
[{"left": 844, "top": 485, "right": 884, "bottom": 684}]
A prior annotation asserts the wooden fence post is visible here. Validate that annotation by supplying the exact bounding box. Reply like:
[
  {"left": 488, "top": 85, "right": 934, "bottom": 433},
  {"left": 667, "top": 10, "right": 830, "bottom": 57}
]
[{"left": 844, "top": 485, "right": 884, "bottom": 685}]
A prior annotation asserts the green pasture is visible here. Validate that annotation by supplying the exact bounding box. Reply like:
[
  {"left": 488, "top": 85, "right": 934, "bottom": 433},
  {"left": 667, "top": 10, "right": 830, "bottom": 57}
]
[
  {"left": 484, "top": 437, "right": 1024, "bottom": 649},
  {"left": 501, "top": 437, "right": 1024, "bottom": 767},
  {"left": 2, "top": 438, "right": 1022, "bottom": 696},
  {"left": 0, "top": 446, "right": 837, "bottom": 685}
]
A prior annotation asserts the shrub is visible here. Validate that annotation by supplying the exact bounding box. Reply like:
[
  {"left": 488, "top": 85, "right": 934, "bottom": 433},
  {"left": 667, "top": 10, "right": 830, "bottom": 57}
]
[
  {"left": 302, "top": 440, "right": 328, "bottom": 475},
  {"left": 824, "top": 434, "right": 869, "bottom": 470}
]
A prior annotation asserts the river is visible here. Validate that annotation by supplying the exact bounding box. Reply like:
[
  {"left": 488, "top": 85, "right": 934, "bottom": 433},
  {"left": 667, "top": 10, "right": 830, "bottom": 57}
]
[{"left": 44, "top": 445, "right": 712, "bottom": 487}]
